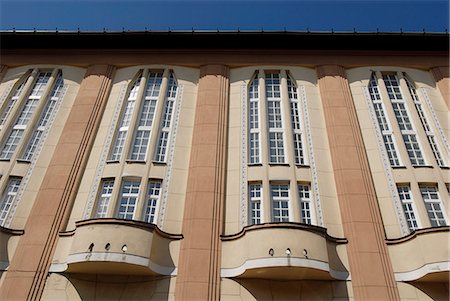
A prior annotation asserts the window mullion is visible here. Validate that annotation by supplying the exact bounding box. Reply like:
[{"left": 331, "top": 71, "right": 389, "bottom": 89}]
[
  {"left": 154, "top": 71, "right": 178, "bottom": 163},
  {"left": 403, "top": 74, "right": 446, "bottom": 167},
  {"left": 124, "top": 70, "right": 150, "bottom": 160},
  {"left": 0, "top": 69, "right": 34, "bottom": 131},
  {"left": 383, "top": 73, "right": 425, "bottom": 166},
  {"left": 13, "top": 69, "right": 59, "bottom": 162},
  {"left": 257, "top": 70, "right": 269, "bottom": 165}
]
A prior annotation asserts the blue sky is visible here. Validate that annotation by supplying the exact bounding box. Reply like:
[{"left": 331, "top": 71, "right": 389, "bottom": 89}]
[{"left": 0, "top": 0, "right": 448, "bottom": 32}]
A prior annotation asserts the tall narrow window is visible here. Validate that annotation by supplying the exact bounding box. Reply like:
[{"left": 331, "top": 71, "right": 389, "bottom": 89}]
[
  {"left": 95, "top": 179, "right": 115, "bottom": 218},
  {"left": 383, "top": 74, "right": 425, "bottom": 166},
  {"left": 110, "top": 75, "right": 141, "bottom": 161},
  {"left": 0, "top": 177, "right": 22, "bottom": 226},
  {"left": 143, "top": 180, "right": 161, "bottom": 224},
  {"left": 155, "top": 72, "right": 178, "bottom": 162},
  {"left": 397, "top": 185, "right": 419, "bottom": 231},
  {"left": 404, "top": 74, "right": 445, "bottom": 167},
  {"left": 22, "top": 74, "right": 64, "bottom": 161},
  {"left": 248, "top": 73, "right": 261, "bottom": 164},
  {"left": 0, "top": 72, "right": 52, "bottom": 160},
  {"left": 0, "top": 76, "right": 28, "bottom": 128},
  {"left": 249, "top": 183, "right": 262, "bottom": 225},
  {"left": 130, "top": 72, "right": 163, "bottom": 161},
  {"left": 287, "top": 74, "right": 305, "bottom": 165},
  {"left": 368, "top": 73, "right": 401, "bottom": 166},
  {"left": 420, "top": 185, "right": 447, "bottom": 227},
  {"left": 271, "top": 184, "right": 289, "bottom": 222},
  {"left": 298, "top": 183, "right": 313, "bottom": 225},
  {"left": 266, "top": 73, "right": 285, "bottom": 163},
  {"left": 116, "top": 180, "right": 140, "bottom": 220}
]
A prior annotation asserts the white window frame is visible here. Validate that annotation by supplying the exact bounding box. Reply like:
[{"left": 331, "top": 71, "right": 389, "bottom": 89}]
[
  {"left": 298, "top": 183, "right": 314, "bottom": 225},
  {"left": 397, "top": 185, "right": 420, "bottom": 231},
  {"left": 403, "top": 74, "right": 446, "bottom": 167},
  {"left": 248, "top": 74, "right": 261, "bottom": 164},
  {"left": 0, "top": 72, "right": 52, "bottom": 160},
  {"left": 248, "top": 183, "right": 263, "bottom": 225},
  {"left": 94, "top": 179, "right": 115, "bottom": 218},
  {"left": 110, "top": 74, "right": 141, "bottom": 161},
  {"left": 154, "top": 72, "right": 178, "bottom": 163},
  {"left": 0, "top": 76, "right": 28, "bottom": 129},
  {"left": 116, "top": 180, "right": 140, "bottom": 220},
  {"left": 287, "top": 74, "right": 306, "bottom": 165},
  {"left": 383, "top": 74, "right": 425, "bottom": 166},
  {"left": 22, "top": 73, "right": 64, "bottom": 161},
  {"left": 271, "top": 184, "right": 290, "bottom": 222},
  {"left": 129, "top": 72, "right": 163, "bottom": 161},
  {"left": 368, "top": 73, "right": 402, "bottom": 167},
  {"left": 419, "top": 185, "right": 448, "bottom": 227},
  {"left": 266, "top": 73, "right": 286, "bottom": 164},
  {"left": 0, "top": 177, "right": 22, "bottom": 226},
  {"left": 143, "top": 180, "right": 162, "bottom": 224}
]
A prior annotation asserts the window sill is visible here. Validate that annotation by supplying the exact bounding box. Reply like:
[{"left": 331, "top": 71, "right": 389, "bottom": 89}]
[
  {"left": 0, "top": 158, "right": 11, "bottom": 162},
  {"left": 248, "top": 163, "right": 263, "bottom": 167},
  {"left": 16, "top": 159, "right": 31, "bottom": 164},
  {"left": 125, "top": 160, "right": 146, "bottom": 164},
  {"left": 295, "top": 164, "right": 310, "bottom": 168},
  {"left": 412, "top": 165, "right": 433, "bottom": 169},
  {"left": 439, "top": 166, "right": 450, "bottom": 170},
  {"left": 152, "top": 161, "right": 167, "bottom": 166},
  {"left": 268, "top": 163, "right": 290, "bottom": 167},
  {"left": 106, "top": 160, "right": 120, "bottom": 164},
  {"left": 391, "top": 166, "right": 407, "bottom": 169}
]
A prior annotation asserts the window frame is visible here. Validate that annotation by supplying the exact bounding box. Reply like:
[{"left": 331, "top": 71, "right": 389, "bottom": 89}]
[{"left": 271, "top": 183, "right": 290, "bottom": 222}]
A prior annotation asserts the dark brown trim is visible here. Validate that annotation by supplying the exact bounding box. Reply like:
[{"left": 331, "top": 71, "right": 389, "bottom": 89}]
[
  {"left": 0, "top": 225, "right": 24, "bottom": 236},
  {"left": 221, "top": 222, "right": 348, "bottom": 244},
  {"left": 59, "top": 218, "right": 183, "bottom": 240},
  {"left": 386, "top": 226, "right": 450, "bottom": 245}
]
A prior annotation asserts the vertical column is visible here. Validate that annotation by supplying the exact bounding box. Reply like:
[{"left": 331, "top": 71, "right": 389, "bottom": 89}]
[
  {"left": 175, "top": 65, "right": 229, "bottom": 301},
  {"left": 430, "top": 67, "right": 450, "bottom": 109},
  {"left": 316, "top": 65, "right": 400, "bottom": 300},
  {"left": 0, "top": 65, "right": 115, "bottom": 301}
]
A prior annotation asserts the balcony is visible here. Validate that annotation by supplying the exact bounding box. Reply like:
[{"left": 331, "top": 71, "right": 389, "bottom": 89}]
[
  {"left": 221, "top": 223, "right": 349, "bottom": 280},
  {"left": 387, "top": 226, "right": 450, "bottom": 283},
  {"left": 0, "top": 225, "right": 24, "bottom": 271},
  {"left": 52, "top": 218, "right": 182, "bottom": 276}
]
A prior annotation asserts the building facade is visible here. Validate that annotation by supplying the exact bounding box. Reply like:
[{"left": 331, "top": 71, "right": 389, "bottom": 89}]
[{"left": 0, "top": 31, "right": 448, "bottom": 300}]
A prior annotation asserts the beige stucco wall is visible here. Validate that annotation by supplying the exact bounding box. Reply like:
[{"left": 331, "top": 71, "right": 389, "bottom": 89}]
[
  {"left": 348, "top": 66, "right": 450, "bottom": 239},
  {"left": 226, "top": 66, "right": 344, "bottom": 238},
  {"left": 41, "top": 273, "right": 176, "bottom": 301},
  {"left": 0, "top": 65, "right": 85, "bottom": 229},
  {"left": 66, "top": 65, "right": 199, "bottom": 236}
]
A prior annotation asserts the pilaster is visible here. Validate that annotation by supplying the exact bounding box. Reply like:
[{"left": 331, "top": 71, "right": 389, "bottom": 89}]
[
  {"left": 0, "top": 65, "right": 115, "bottom": 301},
  {"left": 317, "top": 65, "right": 400, "bottom": 301},
  {"left": 175, "top": 65, "right": 229, "bottom": 301}
]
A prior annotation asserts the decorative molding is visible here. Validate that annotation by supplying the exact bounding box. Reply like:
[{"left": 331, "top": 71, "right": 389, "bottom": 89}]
[
  {"left": 363, "top": 87, "right": 409, "bottom": 236},
  {"left": 65, "top": 252, "right": 178, "bottom": 276},
  {"left": 221, "top": 222, "right": 347, "bottom": 243},
  {"left": 72, "top": 217, "right": 183, "bottom": 239},
  {"left": 157, "top": 84, "right": 184, "bottom": 228},
  {"left": 421, "top": 88, "right": 450, "bottom": 155},
  {"left": 239, "top": 83, "right": 248, "bottom": 229},
  {"left": 220, "top": 257, "right": 350, "bottom": 280},
  {"left": 83, "top": 83, "right": 127, "bottom": 220},
  {"left": 386, "top": 226, "right": 449, "bottom": 245},
  {"left": 300, "top": 85, "right": 323, "bottom": 227},
  {"left": 4, "top": 85, "right": 68, "bottom": 228},
  {"left": 394, "top": 261, "right": 450, "bottom": 282}
]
